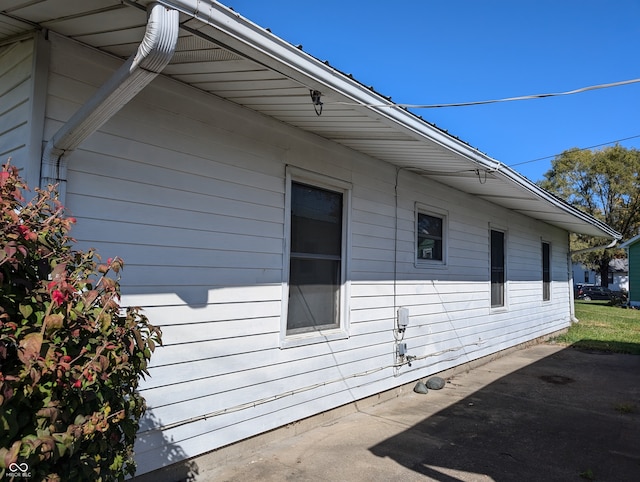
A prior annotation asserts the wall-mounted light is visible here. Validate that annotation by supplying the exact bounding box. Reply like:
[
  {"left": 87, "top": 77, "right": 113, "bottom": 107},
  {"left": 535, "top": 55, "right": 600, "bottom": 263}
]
[{"left": 310, "top": 90, "right": 323, "bottom": 116}]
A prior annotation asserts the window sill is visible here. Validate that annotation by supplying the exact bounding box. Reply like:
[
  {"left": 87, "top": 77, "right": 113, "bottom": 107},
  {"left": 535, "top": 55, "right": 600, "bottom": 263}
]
[
  {"left": 281, "top": 329, "right": 349, "bottom": 348},
  {"left": 415, "top": 260, "right": 447, "bottom": 269}
]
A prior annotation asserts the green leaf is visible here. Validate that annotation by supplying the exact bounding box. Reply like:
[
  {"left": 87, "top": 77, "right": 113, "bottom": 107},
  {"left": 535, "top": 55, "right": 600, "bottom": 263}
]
[{"left": 19, "top": 304, "right": 33, "bottom": 319}]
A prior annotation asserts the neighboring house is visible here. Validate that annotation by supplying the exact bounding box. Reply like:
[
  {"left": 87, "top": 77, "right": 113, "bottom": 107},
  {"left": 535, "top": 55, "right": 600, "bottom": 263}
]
[
  {"left": 572, "top": 258, "right": 629, "bottom": 292},
  {"left": 0, "top": 1, "right": 621, "bottom": 478},
  {"left": 572, "top": 263, "right": 598, "bottom": 286},
  {"left": 607, "top": 257, "right": 629, "bottom": 292},
  {"left": 620, "top": 235, "right": 640, "bottom": 307}
]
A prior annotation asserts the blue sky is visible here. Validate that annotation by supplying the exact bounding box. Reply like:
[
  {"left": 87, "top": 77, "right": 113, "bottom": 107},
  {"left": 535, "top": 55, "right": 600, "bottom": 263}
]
[{"left": 224, "top": 0, "right": 640, "bottom": 182}]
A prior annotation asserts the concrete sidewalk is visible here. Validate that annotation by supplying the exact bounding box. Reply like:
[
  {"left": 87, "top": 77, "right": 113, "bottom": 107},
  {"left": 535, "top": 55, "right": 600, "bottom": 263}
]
[{"left": 192, "top": 344, "right": 640, "bottom": 481}]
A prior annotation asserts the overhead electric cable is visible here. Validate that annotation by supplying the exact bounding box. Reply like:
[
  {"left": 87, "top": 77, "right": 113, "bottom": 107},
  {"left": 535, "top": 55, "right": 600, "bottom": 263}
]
[
  {"left": 330, "top": 77, "right": 640, "bottom": 109},
  {"left": 509, "top": 134, "right": 640, "bottom": 167}
]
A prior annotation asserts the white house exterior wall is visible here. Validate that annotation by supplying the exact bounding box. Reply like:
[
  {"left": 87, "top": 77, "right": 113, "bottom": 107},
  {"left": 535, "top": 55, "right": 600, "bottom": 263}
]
[
  {"left": 0, "top": 38, "right": 33, "bottom": 179},
  {"left": 0, "top": 34, "right": 48, "bottom": 188},
  {"left": 33, "top": 35, "right": 572, "bottom": 475}
]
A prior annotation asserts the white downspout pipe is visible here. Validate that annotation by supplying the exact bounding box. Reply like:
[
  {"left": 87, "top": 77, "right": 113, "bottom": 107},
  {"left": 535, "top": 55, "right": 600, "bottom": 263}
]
[
  {"left": 570, "top": 238, "right": 618, "bottom": 256},
  {"left": 40, "top": 2, "right": 179, "bottom": 200}
]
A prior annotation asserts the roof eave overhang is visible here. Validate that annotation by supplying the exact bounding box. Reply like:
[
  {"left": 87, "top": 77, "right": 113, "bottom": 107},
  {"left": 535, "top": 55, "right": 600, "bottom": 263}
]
[
  {"left": 1, "top": 1, "right": 620, "bottom": 240},
  {"left": 150, "top": 0, "right": 620, "bottom": 240}
]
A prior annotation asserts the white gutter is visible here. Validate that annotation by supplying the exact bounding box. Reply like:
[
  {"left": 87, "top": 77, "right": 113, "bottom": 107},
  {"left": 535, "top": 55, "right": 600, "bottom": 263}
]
[
  {"left": 153, "top": 0, "right": 620, "bottom": 240},
  {"left": 40, "top": 2, "right": 179, "bottom": 200}
]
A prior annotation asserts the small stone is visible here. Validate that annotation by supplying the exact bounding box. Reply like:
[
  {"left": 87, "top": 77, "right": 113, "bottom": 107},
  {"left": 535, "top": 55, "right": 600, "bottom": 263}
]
[
  {"left": 426, "top": 376, "right": 446, "bottom": 390},
  {"left": 413, "top": 381, "right": 428, "bottom": 394}
]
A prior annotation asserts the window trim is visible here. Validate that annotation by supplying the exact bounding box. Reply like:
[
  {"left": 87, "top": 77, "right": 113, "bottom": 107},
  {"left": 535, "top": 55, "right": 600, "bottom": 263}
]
[
  {"left": 415, "top": 203, "right": 448, "bottom": 268},
  {"left": 490, "top": 227, "right": 507, "bottom": 309},
  {"left": 281, "top": 167, "right": 352, "bottom": 348},
  {"left": 542, "top": 240, "right": 551, "bottom": 302}
]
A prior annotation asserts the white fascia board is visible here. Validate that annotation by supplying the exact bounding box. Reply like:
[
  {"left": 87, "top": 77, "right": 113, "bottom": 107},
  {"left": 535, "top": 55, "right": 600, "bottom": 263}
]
[{"left": 147, "top": 0, "right": 620, "bottom": 240}]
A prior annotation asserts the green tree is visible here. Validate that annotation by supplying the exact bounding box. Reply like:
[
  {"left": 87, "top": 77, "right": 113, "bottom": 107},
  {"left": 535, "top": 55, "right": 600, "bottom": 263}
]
[
  {"left": 0, "top": 162, "right": 161, "bottom": 481},
  {"left": 538, "top": 145, "right": 640, "bottom": 286}
]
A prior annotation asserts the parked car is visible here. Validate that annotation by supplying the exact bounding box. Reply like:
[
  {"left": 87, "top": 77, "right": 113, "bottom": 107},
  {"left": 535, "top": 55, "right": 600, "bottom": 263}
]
[
  {"left": 575, "top": 285, "right": 627, "bottom": 302},
  {"left": 574, "top": 283, "right": 595, "bottom": 297}
]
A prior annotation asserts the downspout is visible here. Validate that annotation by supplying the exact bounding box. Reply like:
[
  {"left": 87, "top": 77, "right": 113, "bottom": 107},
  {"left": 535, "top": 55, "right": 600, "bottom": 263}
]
[
  {"left": 568, "top": 233, "right": 577, "bottom": 322},
  {"left": 40, "top": 2, "right": 179, "bottom": 201},
  {"left": 570, "top": 238, "right": 618, "bottom": 256}
]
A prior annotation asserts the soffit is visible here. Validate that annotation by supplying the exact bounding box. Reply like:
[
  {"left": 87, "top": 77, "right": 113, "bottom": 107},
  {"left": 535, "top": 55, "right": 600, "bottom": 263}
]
[{"left": 0, "top": 0, "right": 618, "bottom": 238}]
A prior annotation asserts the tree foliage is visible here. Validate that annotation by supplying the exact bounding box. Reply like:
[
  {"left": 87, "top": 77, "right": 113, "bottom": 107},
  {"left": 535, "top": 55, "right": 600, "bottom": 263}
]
[
  {"left": 0, "top": 162, "right": 161, "bottom": 481},
  {"left": 538, "top": 145, "right": 640, "bottom": 283}
]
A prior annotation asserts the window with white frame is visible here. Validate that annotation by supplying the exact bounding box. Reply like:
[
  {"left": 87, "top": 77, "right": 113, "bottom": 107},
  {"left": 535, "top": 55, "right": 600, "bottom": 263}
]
[
  {"left": 542, "top": 241, "right": 551, "bottom": 301},
  {"left": 416, "top": 208, "right": 446, "bottom": 265},
  {"left": 283, "top": 170, "right": 350, "bottom": 340},
  {"left": 490, "top": 229, "right": 505, "bottom": 307}
]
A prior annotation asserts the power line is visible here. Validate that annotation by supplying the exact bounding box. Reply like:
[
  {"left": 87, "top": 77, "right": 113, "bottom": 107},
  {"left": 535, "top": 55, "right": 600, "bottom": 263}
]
[
  {"left": 329, "top": 77, "right": 640, "bottom": 109},
  {"left": 508, "top": 134, "right": 640, "bottom": 167}
]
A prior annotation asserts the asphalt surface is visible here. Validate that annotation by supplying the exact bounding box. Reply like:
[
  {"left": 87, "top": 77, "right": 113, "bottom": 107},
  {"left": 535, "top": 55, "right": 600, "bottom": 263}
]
[{"left": 164, "top": 344, "right": 640, "bottom": 481}]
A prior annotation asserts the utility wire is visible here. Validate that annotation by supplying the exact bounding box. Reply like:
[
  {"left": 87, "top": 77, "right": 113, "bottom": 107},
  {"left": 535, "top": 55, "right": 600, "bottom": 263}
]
[
  {"left": 509, "top": 134, "right": 640, "bottom": 168},
  {"left": 329, "top": 77, "right": 640, "bottom": 109}
]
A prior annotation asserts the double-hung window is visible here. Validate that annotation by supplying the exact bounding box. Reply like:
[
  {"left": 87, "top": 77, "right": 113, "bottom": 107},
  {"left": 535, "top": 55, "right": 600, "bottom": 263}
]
[
  {"left": 490, "top": 229, "right": 505, "bottom": 307},
  {"left": 416, "top": 206, "right": 447, "bottom": 266},
  {"left": 283, "top": 169, "right": 351, "bottom": 344},
  {"left": 542, "top": 242, "right": 551, "bottom": 301}
]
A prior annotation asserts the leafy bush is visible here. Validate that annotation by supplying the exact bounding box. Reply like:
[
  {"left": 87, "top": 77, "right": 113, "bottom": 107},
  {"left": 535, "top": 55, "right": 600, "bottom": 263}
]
[{"left": 0, "top": 162, "right": 161, "bottom": 481}]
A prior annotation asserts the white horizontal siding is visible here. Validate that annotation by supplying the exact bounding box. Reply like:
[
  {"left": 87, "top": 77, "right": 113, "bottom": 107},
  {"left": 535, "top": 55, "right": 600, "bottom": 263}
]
[
  {"left": 0, "top": 39, "right": 31, "bottom": 162},
  {"left": 43, "top": 35, "right": 573, "bottom": 476}
]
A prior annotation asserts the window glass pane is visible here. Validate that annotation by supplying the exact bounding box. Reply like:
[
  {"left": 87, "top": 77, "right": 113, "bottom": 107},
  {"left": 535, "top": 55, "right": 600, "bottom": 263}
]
[
  {"left": 287, "top": 181, "right": 344, "bottom": 334},
  {"left": 417, "top": 213, "right": 443, "bottom": 261},
  {"left": 291, "top": 182, "right": 342, "bottom": 256},
  {"left": 491, "top": 230, "right": 505, "bottom": 307},
  {"left": 287, "top": 258, "right": 340, "bottom": 333}
]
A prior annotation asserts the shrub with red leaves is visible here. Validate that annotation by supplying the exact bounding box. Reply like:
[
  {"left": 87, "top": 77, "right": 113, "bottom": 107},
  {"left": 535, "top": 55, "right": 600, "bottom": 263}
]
[{"left": 0, "top": 162, "right": 161, "bottom": 481}]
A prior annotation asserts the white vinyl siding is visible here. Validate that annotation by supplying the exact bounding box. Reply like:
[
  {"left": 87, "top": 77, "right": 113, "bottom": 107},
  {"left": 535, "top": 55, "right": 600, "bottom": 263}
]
[
  {"left": 0, "top": 40, "right": 31, "bottom": 161},
  {"left": 44, "top": 34, "right": 574, "bottom": 476},
  {"left": 0, "top": 34, "right": 48, "bottom": 188}
]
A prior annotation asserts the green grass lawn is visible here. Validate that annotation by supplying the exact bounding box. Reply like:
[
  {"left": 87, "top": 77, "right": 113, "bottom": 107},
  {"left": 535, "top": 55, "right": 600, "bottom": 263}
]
[{"left": 552, "top": 301, "right": 640, "bottom": 355}]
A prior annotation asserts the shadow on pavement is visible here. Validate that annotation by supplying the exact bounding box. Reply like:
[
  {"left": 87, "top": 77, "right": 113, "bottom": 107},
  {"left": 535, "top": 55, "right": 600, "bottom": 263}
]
[{"left": 369, "top": 344, "right": 640, "bottom": 481}]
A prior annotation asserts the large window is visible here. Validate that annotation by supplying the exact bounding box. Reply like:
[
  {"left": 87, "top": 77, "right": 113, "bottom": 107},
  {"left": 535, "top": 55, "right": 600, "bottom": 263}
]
[
  {"left": 542, "top": 242, "right": 551, "bottom": 301},
  {"left": 491, "top": 229, "right": 505, "bottom": 307},
  {"left": 417, "top": 211, "right": 444, "bottom": 263},
  {"left": 285, "top": 176, "right": 349, "bottom": 338}
]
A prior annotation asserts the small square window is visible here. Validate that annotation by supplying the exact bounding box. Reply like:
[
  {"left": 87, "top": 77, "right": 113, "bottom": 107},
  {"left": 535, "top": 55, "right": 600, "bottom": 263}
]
[{"left": 417, "top": 211, "right": 444, "bottom": 263}]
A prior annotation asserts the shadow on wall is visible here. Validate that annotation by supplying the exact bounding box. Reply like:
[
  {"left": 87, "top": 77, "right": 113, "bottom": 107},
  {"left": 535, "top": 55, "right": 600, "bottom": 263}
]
[
  {"left": 131, "top": 410, "right": 199, "bottom": 482},
  {"left": 368, "top": 344, "right": 640, "bottom": 481}
]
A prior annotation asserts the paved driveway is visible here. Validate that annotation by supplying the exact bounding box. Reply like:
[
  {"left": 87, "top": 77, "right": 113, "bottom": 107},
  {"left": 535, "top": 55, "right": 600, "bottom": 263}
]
[{"left": 183, "top": 344, "right": 640, "bottom": 481}]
